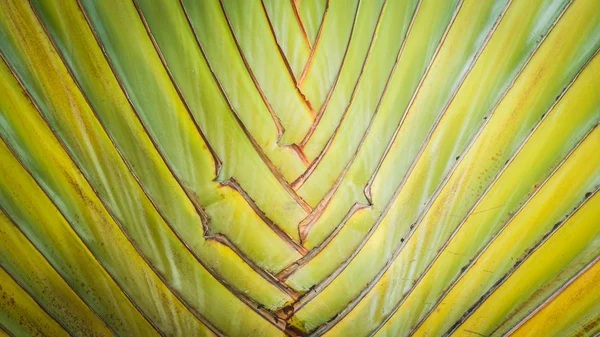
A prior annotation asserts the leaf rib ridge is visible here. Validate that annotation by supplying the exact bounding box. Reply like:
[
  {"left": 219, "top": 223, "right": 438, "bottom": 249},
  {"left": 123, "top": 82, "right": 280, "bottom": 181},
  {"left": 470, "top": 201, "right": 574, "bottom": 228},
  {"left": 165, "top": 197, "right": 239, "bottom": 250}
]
[
  {"left": 374, "top": 105, "right": 594, "bottom": 337},
  {"left": 276, "top": 0, "right": 465, "bottom": 318},
  {"left": 259, "top": 0, "right": 315, "bottom": 116},
  {"left": 295, "top": 0, "right": 379, "bottom": 152},
  {"left": 130, "top": 0, "right": 307, "bottom": 260},
  {"left": 297, "top": 0, "right": 330, "bottom": 87},
  {"left": 290, "top": 0, "right": 312, "bottom": 51},
  {"left": 0, "top": 206, "right": 118, "bottom": 337},
  {"left": 217, "top": 0, "right": 286, "bottom": 145},
  {"left": 296, "top": 0, "right": 471, "bottom": 240},
  {"left": 0, "top": 117, "right": 166, "bottom": 337},
  {"left": 502, "top": 256, "right": 600, "bottom": 336},
  {"left": 405, "top": 45, "right": 600, "bottom": 337},
  {"left": 365, "top": 37, "right": 599, "bottom": 337},
  {"left": 283, "top": 0, "right": 572, "bottom": 297},
  {"left": 69, "top": 0, "right": 302, "bottom": 328},
  {"left": 0, "top": 262, "right": 73, "bottom": 336},
  {"left": 0, "top": 50, "right": 223, "bottom": 337},
  {"left": 0, "top": 323, "right": 14, "bottom": 337},
  {"left": 440, "top": 187, "right": 600, "bottom": 337},
  {"left": 178, "top": 0, "right": 313, "bottom": 216},
  {"left": 285, "top": 0, "right": 464, "bottom": 281},
  {"left": 276, "top": 0, "right": 424, "bottom": 280}
]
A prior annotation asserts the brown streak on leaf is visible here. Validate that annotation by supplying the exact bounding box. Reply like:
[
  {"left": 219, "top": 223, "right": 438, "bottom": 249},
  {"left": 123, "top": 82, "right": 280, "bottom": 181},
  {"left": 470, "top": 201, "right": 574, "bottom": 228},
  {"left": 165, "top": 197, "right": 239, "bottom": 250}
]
[
  {"left": 290, "top": 0, "right": 312, "bottom": 51},
  {"left": 217, "top": 0, "right": 286, "bottom": 143},
  {"left": 259, "top": 0, "right": 315, "bottom": 118},
  {"left": 298, "top": 0, "right": 377, "bottom": 148},
  {"left": 296, "top": 0, "right": 330, "bottom": 87}
]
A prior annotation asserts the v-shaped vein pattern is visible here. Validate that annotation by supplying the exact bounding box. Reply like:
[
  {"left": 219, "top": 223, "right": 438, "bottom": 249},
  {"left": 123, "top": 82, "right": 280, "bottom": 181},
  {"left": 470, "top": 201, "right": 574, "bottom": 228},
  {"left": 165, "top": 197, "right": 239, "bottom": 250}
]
[{"left": 0, "top": 0, "right": 598, "bottom": 336}]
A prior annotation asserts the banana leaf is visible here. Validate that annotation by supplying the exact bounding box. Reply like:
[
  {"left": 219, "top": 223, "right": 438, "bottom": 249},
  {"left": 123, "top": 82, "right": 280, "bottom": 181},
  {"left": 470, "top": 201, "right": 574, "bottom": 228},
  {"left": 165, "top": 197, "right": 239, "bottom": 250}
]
[{"left": 0, "top": 0, "right": 598, "bottom": 336}]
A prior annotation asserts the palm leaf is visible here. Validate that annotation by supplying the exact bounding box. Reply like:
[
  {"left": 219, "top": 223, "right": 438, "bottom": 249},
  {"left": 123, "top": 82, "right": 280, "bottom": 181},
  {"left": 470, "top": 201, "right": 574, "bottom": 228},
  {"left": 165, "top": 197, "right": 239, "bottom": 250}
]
[{"left": 0, "top": 0, "right": 598, "bottom": 336}]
